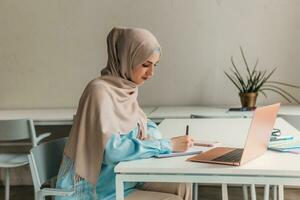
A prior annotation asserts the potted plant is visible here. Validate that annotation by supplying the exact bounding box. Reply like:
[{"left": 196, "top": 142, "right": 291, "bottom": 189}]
[{"left": 224, "top": 47, "right": 300, "bottom": 109}]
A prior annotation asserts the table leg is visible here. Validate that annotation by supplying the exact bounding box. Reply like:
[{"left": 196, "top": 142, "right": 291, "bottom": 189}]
[
  {"left": 278, "top": 185, "right": 284, "bottom": 200},
  {"left": 116, "top": 175, "right": 124, "bottom": 200},
  {"left": 273, "top": 185, "right": 277, "bottom": 200},
  {"left": 242, "top": 185, "right": 248, "bottom": 200},
  {"left": 192, "top": 183, "right": 198, "bottom": 200},
  {"left": 250, "top": 184, "right": 256, "bottom": 200},
  {"left": 5, "top": 169, "right": 10, "bottom": 200},
  {"left": 221, "top": 183, "right": 228, "bottom": 200},
  {"left": 263, "top": 184, "right": 269, "bottom": 200}
]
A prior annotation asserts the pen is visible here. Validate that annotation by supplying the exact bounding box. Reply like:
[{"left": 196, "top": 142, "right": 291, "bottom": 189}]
[
  {"left": 185, "top": 125, "right": 189, "bottom": 136},
  {"left": 193, "top": 142, "right": 214, "bottom": 147}
]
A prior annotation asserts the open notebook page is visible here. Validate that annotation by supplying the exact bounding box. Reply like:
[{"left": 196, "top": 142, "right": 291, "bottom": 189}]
[{"left": 155, "top": 146, "right": 204, "bottom": 158}]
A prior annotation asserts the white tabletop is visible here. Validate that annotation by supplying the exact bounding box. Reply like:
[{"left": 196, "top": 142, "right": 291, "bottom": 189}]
[
  {"left": 148, "top": 105, "right": 300, "bottom": 119},
  {"left": 278, "top": 105, "right": 300, "bottom": 116},
  {"left": 0, "top": 106, "right": 157, "bottom": 125},
  {"left": 115, "top": 118, "right": 300, "bottom": 177},
  {"left": 0, "top": 108, "right": 77, "bottom": 125},
  {"left": 1, "top": 105, "right": 299, "bottom": 126},
  {"left": 141, "top": 106, "right": 157, "bottom": 115},
  {"left": 148, "top": 106, "right": 252, "bottom": 119}
]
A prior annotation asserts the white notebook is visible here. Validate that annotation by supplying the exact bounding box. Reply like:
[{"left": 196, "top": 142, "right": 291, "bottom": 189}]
[{"left": 155, "top": 146, "right": 203, "bottom": 158}]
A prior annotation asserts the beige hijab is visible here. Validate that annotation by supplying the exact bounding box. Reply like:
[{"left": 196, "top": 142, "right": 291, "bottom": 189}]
[{"left": 64, "top": 27, "right": 161, "bottom": 185}]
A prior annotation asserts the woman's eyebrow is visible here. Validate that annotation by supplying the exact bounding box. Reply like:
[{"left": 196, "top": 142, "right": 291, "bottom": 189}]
[
  {"left": 145, "top": 60, "right": 160, "bottom": 64},
  {"left": 145, "top": 60, "right": 153, "bottom": 64}
]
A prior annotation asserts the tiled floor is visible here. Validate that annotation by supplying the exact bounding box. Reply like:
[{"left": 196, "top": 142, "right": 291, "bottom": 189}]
[{"left": 1, "top": 185, "right": 300, "bottom": 200}]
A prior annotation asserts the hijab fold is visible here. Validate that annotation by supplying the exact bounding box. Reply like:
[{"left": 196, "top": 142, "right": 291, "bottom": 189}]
[{"left": 64, "top": 27, "right": 161, "bottom": 185}]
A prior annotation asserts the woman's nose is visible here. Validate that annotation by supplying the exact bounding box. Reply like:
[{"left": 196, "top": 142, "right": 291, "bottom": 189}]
[{"left": 147, "top": 66, "right": 154, "bottom": 76}]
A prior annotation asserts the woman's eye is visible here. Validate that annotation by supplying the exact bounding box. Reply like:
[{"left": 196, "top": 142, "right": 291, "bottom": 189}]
[
  {"left": 154, "top": 63, "right": 159, "bottom": 67},
  {"left": 142, "top": 64, "right": 149, "bottom": 67}
]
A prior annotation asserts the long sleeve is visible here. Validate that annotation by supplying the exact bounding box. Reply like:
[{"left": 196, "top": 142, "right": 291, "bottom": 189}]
[
  {"left": 55, "top": 120, "right": 172, "bottom": 200},
  {"left": 146, "top": 119, "right": 162, "bottom": 139},
  {"left": 103, "top": 120, "right": 172, "bottom": 165}
]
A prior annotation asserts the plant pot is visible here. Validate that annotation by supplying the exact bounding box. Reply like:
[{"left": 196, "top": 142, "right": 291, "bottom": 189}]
[{"left": 239, "top": 92, "right": 258, "bottom": 108}]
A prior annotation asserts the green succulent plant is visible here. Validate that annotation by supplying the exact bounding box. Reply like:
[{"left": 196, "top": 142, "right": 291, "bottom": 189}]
[{"left": 224, "top": 47, "right": 300, "bottom": 103}]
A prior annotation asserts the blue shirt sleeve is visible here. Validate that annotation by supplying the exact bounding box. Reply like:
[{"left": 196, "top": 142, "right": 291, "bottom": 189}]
[
  {"left": 146, "top": 119, "right": 162, "bottom": 139},
  {"left": 103, "top": 120, "right": 172, "bottom": 165}
]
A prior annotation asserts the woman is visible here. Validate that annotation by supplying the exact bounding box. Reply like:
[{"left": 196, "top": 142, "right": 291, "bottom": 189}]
[{"left": 56, "top": 27, "right": 194, "bottom": 200}]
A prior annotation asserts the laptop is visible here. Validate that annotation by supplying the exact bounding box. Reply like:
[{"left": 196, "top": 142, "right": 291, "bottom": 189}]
[{"left": 188, "top": 103, "right": 280, "bottom": 166}]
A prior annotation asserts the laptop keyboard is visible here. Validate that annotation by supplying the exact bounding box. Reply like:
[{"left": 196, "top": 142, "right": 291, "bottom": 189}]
[{"left": 212, "top": 148, "right": 244, "bottom": 163}]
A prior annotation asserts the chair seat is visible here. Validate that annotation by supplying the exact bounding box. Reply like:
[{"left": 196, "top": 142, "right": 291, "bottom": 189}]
[
  {"left": 0, "top": 153, "right": 29, "bottom": 168},
  {"left": 41, "top": 188, "right": 74, "bottom": 197}
]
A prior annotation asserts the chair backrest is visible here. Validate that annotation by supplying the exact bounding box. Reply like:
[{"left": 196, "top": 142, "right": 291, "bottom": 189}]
[
  {"left": 280, "top": 115, "right": 300, "bottom": 131},
  {"left": 28, "top": 137, "right": 67, "bottom": 188},
  {"left": 0, "top": 119, "right": 37, "bottom": 145}
]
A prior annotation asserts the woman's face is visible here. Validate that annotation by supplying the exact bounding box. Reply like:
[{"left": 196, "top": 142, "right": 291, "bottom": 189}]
[{"left": 131, "top": 51, "right": 160, "bottom": 85}]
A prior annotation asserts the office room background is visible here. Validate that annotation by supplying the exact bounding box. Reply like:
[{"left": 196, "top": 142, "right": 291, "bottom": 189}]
[
  {"left": 1, "top": 0, "right": 300, "bottom": 110},
  {"left": 0, "top": 0, "right": 300, "bottom": 186}
]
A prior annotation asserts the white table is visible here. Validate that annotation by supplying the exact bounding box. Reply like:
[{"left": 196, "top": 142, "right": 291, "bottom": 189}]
[
  {"left": 149, "top": 105, "right": 300, "bottom": 123},
  {"left": 279, "top": 105, "right": 300, "bottom": 116},
  {"left": 148, "top": 106, "right": 251, "bottom": 121},
  {"left": 0, "top": 106, "right": 157, "bottom": 126},
  {"left": 0, "top": 105, "right": 299, "bottom": 125},
  {"left": 0, "top": 108, "right": 77, "bottom": 125},
  {"left": 115, "top": 118, "right": 300, "bottom": 200}
]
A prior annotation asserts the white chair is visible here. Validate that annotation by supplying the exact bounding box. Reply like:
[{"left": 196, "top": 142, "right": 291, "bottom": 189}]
[
  {"left": 0, "top": 119, "right": 51, "bottom": 200},
  {"left": 28, "top": 137, "right": 74, "bottom": 200}
]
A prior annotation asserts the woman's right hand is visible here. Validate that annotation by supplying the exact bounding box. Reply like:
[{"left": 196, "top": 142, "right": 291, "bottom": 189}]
[{"left": 171, "top": 136, "right": 194, "bottom": 152}]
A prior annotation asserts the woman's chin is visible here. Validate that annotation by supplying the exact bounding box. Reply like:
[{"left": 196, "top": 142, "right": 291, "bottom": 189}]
[{"left": 138, "top": 81, "right": 145, "bottom": 85}]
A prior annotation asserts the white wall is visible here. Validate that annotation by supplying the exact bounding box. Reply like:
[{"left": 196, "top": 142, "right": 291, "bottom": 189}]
[{"left": 1, "top": 0, "right": 300, "bottom": 108}]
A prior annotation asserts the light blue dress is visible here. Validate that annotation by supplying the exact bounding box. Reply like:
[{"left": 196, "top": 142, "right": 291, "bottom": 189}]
[{"left": 55, "top": 120, "right": 172, "bottom": 200}]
